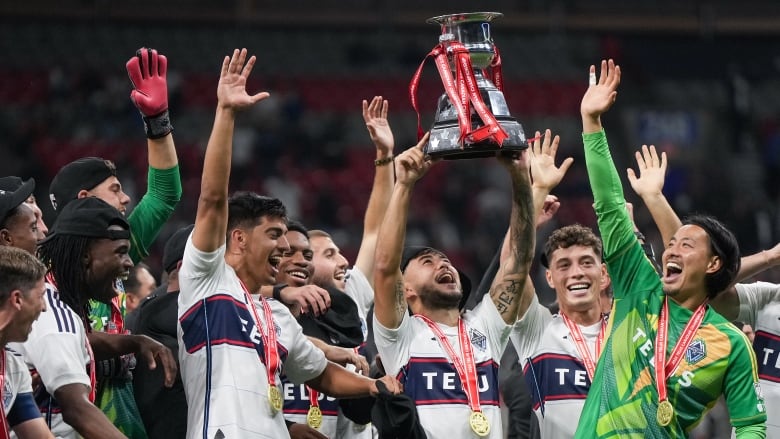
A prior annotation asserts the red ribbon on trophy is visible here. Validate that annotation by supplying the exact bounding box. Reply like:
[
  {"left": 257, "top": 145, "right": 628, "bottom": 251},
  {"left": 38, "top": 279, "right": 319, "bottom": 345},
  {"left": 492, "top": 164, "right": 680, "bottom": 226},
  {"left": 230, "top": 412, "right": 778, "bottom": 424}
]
[{"left": 410, "top": 39, "right": 509, "bottom": 147}]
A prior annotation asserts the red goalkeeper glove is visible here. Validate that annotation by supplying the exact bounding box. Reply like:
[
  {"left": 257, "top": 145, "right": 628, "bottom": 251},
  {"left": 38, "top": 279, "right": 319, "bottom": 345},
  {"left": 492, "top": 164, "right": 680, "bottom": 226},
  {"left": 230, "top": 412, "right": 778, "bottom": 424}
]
[{"left": 126, "top": 48, "right": 173, "bottom": 139}]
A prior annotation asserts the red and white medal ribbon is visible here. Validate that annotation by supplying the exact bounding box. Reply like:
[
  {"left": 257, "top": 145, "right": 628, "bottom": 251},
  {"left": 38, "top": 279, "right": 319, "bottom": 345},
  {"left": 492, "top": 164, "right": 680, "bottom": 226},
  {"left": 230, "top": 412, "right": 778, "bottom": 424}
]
[
  {"left": 560, "top": 314, "right": 607, "bottom": 381},
  {"left": 415, "top": 315, "right": 483, "bottom": 413},
  {"left": 0, "top": 351, "right": 9, "bottom": 439},
  {"left": 654, "top": 297, "right": 707, "bottom": 404},
  {"left": 240, "top": 281, "right": 280, "bottom": 396}
]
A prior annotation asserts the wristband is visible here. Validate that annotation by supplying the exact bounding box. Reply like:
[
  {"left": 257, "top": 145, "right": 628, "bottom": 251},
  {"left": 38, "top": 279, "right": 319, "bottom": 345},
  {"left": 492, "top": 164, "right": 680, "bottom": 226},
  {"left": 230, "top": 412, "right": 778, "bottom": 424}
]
[
  {"left": 272, "top": 284, "right": 288, "bottom": 303},
  {"left": 374, "top": 156, "right": 393, "bottom": 167},
  {"left": 143, "top": 110, "right": 173, "bottom": 139}
]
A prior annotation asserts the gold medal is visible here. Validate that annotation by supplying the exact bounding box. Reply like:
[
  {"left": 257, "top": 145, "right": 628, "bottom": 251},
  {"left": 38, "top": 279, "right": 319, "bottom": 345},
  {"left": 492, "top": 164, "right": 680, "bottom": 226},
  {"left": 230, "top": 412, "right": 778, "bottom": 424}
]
[
  {"left": 307, "top": 406, "right": 323, "bottom": 429},
  {"left": 469, "top": 411, "right": 490, "bottom": 437},
  {"left": 656, "top": 399, "right": 674, "bottom": 427},
  {"left": 268, "top": 385, "right": 283, "bottom": 413}
]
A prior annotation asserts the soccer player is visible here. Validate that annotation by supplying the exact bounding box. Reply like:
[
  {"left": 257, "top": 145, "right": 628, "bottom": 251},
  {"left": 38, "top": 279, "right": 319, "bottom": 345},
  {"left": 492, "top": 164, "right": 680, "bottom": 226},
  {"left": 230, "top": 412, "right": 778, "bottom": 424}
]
[
  {"left": 372, "top": 131, "right": 535, "bottom": 438},
  {"left": 573, "top": 59, "right": 766, "bottom": 438},
  {"left": 0, "top": 177, "right": 40, "bottom": 255},
  {"left": 0, "top": 246, "right": 53, "bottom": 438},
  {"left": 177, "top": 48, "right": 400, "bottom": 439},
  {"left": 627, "top": 142, "right": 780, "bottom": 438},
  {"left": 11, "top": 197, "right": 175, "bottom": 439}
]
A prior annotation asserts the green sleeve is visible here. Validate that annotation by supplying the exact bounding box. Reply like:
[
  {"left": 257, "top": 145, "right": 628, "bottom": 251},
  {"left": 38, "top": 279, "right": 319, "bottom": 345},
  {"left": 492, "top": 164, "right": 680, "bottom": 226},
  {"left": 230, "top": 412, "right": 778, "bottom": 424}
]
[
  {"left": 583, "top": 130, "right": 661, "bottom": 300},
  {"left": 725, "top": 329, "right": 767, "bottom": 430},
  {"left": 128, "top": 165, "right": 182, "bottom": 263},
  {"left": 734, "top": 425, "right": 766, "bottom": 439}
]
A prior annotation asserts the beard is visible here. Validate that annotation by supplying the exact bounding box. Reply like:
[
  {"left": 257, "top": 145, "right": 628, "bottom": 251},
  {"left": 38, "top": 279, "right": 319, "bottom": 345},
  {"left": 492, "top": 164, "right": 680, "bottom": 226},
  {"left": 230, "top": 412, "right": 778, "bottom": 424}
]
[{"left": 418, "top": 285, "right": 462, "bottom": 310}]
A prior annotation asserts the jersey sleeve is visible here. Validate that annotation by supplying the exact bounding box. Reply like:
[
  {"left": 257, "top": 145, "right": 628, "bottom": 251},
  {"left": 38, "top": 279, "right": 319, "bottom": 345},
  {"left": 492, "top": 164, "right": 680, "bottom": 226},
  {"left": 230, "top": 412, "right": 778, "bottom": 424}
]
[
  {"left": 736, "top": 282, "right": 780, "bottom": 327},
  {"left": 179, "top": 234, "right": 228, "bottom": 306},
  {"left": 345, "top": 268, "right": 374, "bottom": 316},
  {"left": 511, "top": 295, "right": 553, "bottom": 363},
  {"left": 723, "top": 326, "right": 768, "bottom": 429},
  {"left": 127, "top": 165, "right": 182, "bottom": 263},
  {"left": 583, "top": 129, "right": 662, "bottom": 301},
  {"left": 18, "top": 308, "right": 90, "bottom": 395},
  {"left": 372, "top": 312, "right": 414, "bottom": 376}
]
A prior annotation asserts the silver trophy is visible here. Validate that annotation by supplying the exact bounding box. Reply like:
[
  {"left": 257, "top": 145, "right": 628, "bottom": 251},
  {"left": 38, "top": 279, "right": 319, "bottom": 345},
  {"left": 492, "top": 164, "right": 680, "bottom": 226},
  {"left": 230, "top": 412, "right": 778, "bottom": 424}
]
[{"left": 423, "top": 12, "right": 527, "bottom": 159}]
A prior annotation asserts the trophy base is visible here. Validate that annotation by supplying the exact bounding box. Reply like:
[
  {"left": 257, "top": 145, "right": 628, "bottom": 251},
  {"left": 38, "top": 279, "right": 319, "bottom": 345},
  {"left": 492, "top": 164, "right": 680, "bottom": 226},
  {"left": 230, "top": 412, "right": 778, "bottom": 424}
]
[{"left": 425, "top": 116, "right": 527, "bottom": 160}]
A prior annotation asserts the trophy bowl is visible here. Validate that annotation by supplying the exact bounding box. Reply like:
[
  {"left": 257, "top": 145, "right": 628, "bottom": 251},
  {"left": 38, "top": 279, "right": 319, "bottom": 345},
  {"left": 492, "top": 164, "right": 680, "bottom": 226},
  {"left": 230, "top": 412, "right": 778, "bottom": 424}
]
[{"left": 422, "top": 12, "right": 527, "bottom": 160}]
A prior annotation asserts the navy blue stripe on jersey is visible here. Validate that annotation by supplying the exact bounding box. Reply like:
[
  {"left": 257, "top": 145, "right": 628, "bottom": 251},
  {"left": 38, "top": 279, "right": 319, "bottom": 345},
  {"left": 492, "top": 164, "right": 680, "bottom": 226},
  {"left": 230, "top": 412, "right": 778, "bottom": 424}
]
[
  {"left": 754, "top": 330, "right": 780, "bottom": 383},
  {"left": 281, "top": 378, "right": 340, "bottom": 416},
  {"left": 523, "top": 353, "right": 589, "bottom": 411},
  {"left": 45, "top": 290, "right": 76, "bottom": 334},
  {"left": 202, "top": 297, "right": 213, "bottom": 439},
  {"left": 7, "top": 392, "right": 40, "bottom": 428},
  {"left": 397, "top": 357, "right": 500, "bottom": 407},
  {"left": 180, "top": 294, "right": 290, "bottom": 363}
]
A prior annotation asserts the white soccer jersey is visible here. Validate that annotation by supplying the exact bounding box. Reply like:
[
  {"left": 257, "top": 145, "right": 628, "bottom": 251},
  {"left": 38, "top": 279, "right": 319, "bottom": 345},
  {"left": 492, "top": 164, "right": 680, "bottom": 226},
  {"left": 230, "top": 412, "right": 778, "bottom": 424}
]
[
  {"left": 373, "top": 298, "right": 510, "bottom": 439},
  {"left": 178, "top": 236, "right": 328, "bottom": 439},
  {"left": 4, "top": 348, "right": 40, "bottom": 430},
  {"left": 281, "top": 379, "right": 339, "bottom": 437},
  {"left": 510, "top": 294, "right": 604, "bottom": 439},
  {"left": 9, "top": 282, "right": 91, "bottom": 439},
  {"left": 736, "top": 281, "right": 780, "bottom": 437},
  {"left": 338, "top": 268, "right": 374, "bottom": 439}
]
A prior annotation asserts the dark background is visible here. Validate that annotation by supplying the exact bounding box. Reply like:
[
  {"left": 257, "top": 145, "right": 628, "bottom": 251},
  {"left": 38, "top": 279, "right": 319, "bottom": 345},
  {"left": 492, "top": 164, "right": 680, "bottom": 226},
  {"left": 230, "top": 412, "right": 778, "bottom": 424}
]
[{"left": 3, "top": 0, "right": 780, "bottom": 305}]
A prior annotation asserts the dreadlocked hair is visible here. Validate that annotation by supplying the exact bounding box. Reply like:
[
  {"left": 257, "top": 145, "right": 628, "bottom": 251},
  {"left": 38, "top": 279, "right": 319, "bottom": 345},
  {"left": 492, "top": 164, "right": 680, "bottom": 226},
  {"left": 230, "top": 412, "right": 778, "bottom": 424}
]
[{"left": 38, "top": 234, "right": 92, "bottom": 319}]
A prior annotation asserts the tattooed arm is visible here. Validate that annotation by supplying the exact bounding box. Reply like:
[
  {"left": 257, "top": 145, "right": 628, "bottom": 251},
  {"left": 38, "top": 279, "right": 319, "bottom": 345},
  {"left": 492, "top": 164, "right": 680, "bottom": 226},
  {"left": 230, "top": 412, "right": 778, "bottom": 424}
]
[
  {"left": 488, "top": 147, "right": 536, "bottom": 324},
  {"left": 373, "top": 134, "right": 432, "bottom": 329}
]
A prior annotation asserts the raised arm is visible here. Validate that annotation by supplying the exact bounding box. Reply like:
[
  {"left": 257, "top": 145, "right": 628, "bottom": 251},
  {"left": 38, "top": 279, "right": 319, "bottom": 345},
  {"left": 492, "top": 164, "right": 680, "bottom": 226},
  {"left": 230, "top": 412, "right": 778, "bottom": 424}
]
[
  {"left": 192, "top": 49, "right": 269, "bottom": 252},
  {"left": 125, "top": 47, "right": 182, "bottom": 262},
  {"left": 353, "top": 96, "right": 396, "bottom": 284},
  {"left": 626, "top": 144, "right": 681, "bottom": 246},
  {"left": 487, "top": 147, "right": 535, "bottom": 324},
  {"left": 503, "top": 129, "right": 572, "bottom": 321},
  {"left": 373, "top": 133, "right": 431, "bottom": 329}
]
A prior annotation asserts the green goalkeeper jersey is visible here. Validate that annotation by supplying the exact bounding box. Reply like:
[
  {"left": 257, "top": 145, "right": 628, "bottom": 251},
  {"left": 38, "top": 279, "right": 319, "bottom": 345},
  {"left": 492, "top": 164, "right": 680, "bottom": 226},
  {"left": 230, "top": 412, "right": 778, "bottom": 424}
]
[{"left": 574, "top": 130, "right": 766, "bottom": 439}]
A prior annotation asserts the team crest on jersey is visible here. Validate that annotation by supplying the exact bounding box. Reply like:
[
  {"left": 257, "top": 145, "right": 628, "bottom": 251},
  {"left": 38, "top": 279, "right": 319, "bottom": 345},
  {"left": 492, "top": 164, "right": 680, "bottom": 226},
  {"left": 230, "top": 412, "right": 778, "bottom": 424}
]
[
  {"left": 685, "top": 339, "right": 706, "bottom": 364},
  {"left": 470, "top": 328, "right": 487, "bottom": 352},
  {"left": 274, "top": 322, "right": 281, "bottom": 337}
]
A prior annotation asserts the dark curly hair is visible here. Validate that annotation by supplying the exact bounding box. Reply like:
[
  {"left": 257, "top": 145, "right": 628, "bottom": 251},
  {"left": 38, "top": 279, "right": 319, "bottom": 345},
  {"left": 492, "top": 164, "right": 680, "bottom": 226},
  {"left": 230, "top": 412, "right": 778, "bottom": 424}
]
[{"left": 543, "top": 224, "right": 603, "bottom": 267}]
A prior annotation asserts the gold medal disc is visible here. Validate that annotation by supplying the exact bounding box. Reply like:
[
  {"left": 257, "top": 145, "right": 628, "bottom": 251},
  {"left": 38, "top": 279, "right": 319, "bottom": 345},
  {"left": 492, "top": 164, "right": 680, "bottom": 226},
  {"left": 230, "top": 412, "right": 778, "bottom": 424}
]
[
  {"left": 307, "top": 406, "right": 323, "bottom": 429},
  {"left": 268, "top": 385, "right": 283, "bottom": 413},
  {"left": 656, "top": 399, "right": 674, "bottom": 427},
  {"left": 469, "top": 411, "right": 490, "bottom": 437}
]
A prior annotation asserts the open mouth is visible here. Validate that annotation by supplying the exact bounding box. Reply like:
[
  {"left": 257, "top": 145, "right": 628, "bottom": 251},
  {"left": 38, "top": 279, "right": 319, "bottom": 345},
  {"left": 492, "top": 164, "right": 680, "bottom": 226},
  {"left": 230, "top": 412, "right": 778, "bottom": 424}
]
[
  {"left": 268, "top": 255, "right": 282, "bottom": 274},
  {"left": 287, "top": 269, "right": 309, "bottom": 282},
  {"left": 566, "top": 282, "right": 590, "bottom": 296},
  {"left": 664, "top": 262, "right": 682, "bottom": 282},
  {"left": 435, "top": 271, "right": 456, "bottom": 285},
  {"left": 334, "top": 271, "right": 346, "bottom": 282}
]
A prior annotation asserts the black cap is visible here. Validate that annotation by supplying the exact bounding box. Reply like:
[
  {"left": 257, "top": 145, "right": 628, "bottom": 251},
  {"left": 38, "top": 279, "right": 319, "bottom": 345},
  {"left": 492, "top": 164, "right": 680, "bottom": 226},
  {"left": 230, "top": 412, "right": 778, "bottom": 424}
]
[
  {"left": 49, "top": 157, "right": 117, "bottom": 212},
  {"left": 371, "top": 380, "right": 427, "bottom": 439},
  {"left": 41, "top": 197, "right": 130, "bottom": 243},
  {"left": 0, "top": 177, "right": 35, "bottom": 226},
  {"left": 163, "top": 224, "right": 194, "bottom": 274},
  {"left": 400, "top": 246, "right": 472, "bottom": 311}
]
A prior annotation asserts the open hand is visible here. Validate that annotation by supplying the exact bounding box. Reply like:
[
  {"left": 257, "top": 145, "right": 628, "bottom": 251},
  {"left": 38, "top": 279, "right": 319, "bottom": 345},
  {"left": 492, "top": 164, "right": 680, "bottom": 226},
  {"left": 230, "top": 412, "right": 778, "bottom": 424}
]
[
  {"left": 627, "top": 144, "right": 667, "bottom": 199},
  {"left": 363, "top": 96, "right": 394, "bottom": 155},
  {"left": 217, "top": 48, "right": 270, "bottom": 111},
  {"left": 529, "top": 129, "right": 572, "bottom": 192},
  {"left": 580, "top": 59, "right": 621, "bottom": 121}
]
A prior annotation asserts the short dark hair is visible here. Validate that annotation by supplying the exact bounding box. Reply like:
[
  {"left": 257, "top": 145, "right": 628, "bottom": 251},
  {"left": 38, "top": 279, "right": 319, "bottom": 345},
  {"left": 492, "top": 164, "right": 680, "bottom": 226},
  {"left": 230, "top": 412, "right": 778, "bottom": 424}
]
[
  {"left": 226, "top": 192, "right": 287, "bottom": 243},
  {"left": 287, "top": 220, "right": 309, "bottom": 238},
  {"left": 0, "top": 246, "right": 46, "bottom": 305},
  {"left": 683, "top": 215, "right": 741, "bottom": 299},
  {"left": 543, "top": 224, "right": 603, "bottom": 268}
]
